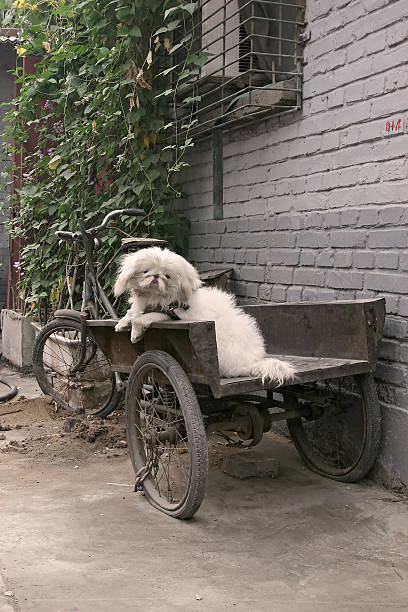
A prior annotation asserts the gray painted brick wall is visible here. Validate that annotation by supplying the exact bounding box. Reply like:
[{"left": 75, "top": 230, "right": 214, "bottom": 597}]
[
  {"left": 0, "top": 46, "right": 14, "bottom": 309},
  {"left": 181, "top": 0, "right": 408, "bottom": 486}
]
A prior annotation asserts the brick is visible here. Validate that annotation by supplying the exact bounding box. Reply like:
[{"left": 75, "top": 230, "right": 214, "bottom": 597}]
[
  {"left": 230, "top": 281, "right": 246, "bottom": 297},
  {"left": 316, "top": 250, "right": 334, "bottom": 267},
  {"left": 381, "top": 159, "right": 406, "bottom": 181},
  {"left": 223, "top": 249, "right": 235, "bottom": 264},
  {"left": 359, "top": 164, "right": 381, "bottom": 184},
  {"left": 328, "top": 49, "right": 347, "bottom": 71},
  {"left": 221, "top": 234, "right": 243, "bottom": 249},
  {"left": 328, "top": 89, "right": 344, "bottom": 109},
  {"left": 296, "top": 231, "right": 329, "bottom": 248},
  {"left": 387, "top": 20, "right": 408, "bottom": 47},
  {"left": 367, "top": 229, "right": 408, "bottom": 248},
  {"left": 327, "top": 270, "right": 364, "bottom": 289},
  {"left": 376, "top": 252, "right": 399, "bottom": 269},
  {"left": 299, "top": 250, "right": 316, "bottom": 266},
  {"left": 270, "top": 232, "right": 297, "bottom": 248},
  {"left": 384, "top": 69, "right": 408, "bottom": 93},
  {"left": 276, "top": 214, "right": 304, "bottom": 231},
  {"left": 244, "top": 250, "right": 258, "bottom": 265},
  {"left": 322, "top": 212, "right": 341, "bottom": 228},
  {"left": 271, "top": 285, "right": 287, "bottom": 302},
  {"left": 364, "top": 75, "right": 385, "bottom": 99},
  {"left": 246, "top": 216, "right": 270, "bottom": 233},
  {"left": 265, "top": 267, "right": 293, "bottom": 284},
  {"left": 321, "top": 132, "right": 340, "bottom": 151},
  {"left": 293, "top": 269, "right": 325, "bottom": 286},
  {"left": 262, "top": 249, "right": 300, "bottom": 266},
  {"left": 398, "top": 298, "right": 408, "bottom": 317},
  {"left": 339, "top": 126, "right": 360, "bottom": 147},
  {"left": 353, "top": 251, "right": 375, "bottom": 269},
  {"left": 304, "top": 212, "right": 323, "bottom": 228},
  {"left": 286, "top": 286, "right": 303, "bottom": 302},
  {"left": 357, "top": 208, "right": 380, "bottom": 227},
  {"left": 245, "top": 283, "right": 259, "bottom": 299},
  {"left": 238, "top": 266, "right": 265, "bottom": 283},
  {"left": 340, "top": 209, "right": 359, "bottom": 226},
  {"left": 330, "top": 231, "right": 367, "bottom": 248},
  {"left": 384, "top": 294, "right": 400, "bottom": 315},
  {"left": 376, "top": 363, "right": 406, "bottom": 387},
  {"left": 258, "top": 284, "right": 271, "bottom": 301},
  {"left": 334, "top": 251, "right": 353, "bottom": 268},
  {"left": 303, "top": 287, "right": 338, "bottom": 301},
  {"left": 365, "top": 272, "right": 408, "bottom": 293},
  {"left": 401, "top": 254, "right": 408, "bottom": 271},
  {"left": 344, "top": 82, "right": 364, "bottom": 103},
  {"left": 379, "top": 339, "right": 400, "bottom": 361},
  {"left": 234, "top": 250, "right": 246, "bottom": 264}
]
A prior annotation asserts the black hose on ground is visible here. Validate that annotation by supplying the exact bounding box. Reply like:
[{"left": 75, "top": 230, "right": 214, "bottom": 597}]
[{"left": 0, "top": 378, "right": 18, "bottom": 402}]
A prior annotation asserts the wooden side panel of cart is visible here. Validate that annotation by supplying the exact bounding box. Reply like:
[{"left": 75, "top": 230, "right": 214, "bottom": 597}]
[{"left": 87, "top": 298, "right": 386, "bottom": 399}]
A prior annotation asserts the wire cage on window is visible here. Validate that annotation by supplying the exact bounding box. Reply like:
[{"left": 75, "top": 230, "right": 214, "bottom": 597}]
[{"left": 171, "top": 0, "right": 306, "bottom": 140}]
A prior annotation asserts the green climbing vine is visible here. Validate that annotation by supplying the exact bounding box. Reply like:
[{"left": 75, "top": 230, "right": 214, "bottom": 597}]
[{"left": 1, "top": 0, "right": 204, "bottom": 312}]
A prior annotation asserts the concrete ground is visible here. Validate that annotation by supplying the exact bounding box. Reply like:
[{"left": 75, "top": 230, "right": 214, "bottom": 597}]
[{"left": 1, "top": 363, "right": 408, "bottom": 611}]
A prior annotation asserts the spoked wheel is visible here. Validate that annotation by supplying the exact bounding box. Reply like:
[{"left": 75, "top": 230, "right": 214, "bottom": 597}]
[
  {"left": 285, "top": 373, "right": 381, "bottom": 482},
  {"left": 33, "top": 318, "right": 121, "bottom": 417},
  {"left": 126, "top": 351, "right": 208, "bottom": 519}
]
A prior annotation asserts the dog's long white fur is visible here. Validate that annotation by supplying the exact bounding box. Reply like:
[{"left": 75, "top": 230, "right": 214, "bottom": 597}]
[{"left": 114, "top": 248, "right": 295, "bottom": 385}]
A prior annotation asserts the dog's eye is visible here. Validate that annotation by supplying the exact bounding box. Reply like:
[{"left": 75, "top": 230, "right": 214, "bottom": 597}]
[
  {"left": 143, "top": 271, "right": 148, "bottom": 274},
  {"left": 165, "top": 274, "right": 171, "bottom": 279}
]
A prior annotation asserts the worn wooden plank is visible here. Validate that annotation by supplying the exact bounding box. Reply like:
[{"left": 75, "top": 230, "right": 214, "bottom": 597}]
[
  {"left": 243, "top": 299, "right": 385, "bottom": 361},
  {"left": 218, "top": 355, "right": 370, "bottom": 397}
]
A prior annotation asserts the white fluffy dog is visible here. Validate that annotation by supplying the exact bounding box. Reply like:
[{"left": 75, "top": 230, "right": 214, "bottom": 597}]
[{"left": 114, "top": 247, "right": 295, "bottom": 385}]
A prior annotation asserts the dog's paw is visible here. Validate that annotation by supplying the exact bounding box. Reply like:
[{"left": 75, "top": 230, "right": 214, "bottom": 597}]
[
  {"left": 115, "top": 318, "right": 131, "bottom": 332},
  {"left": 130, "top": 324, "right": 145, "bottom": 343}
]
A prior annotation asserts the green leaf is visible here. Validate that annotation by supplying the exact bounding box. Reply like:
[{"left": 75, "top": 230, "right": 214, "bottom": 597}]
[{"left": 129, "top": 25, "right": 142, "bottom": 38}]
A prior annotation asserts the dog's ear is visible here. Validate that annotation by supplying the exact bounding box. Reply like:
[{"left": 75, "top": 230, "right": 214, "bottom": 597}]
[
  {"left": 191, "top": 275, "right": 203, "bottom": 291},
  {"left": 114, "top": 254, "right": 133, "bottom": 296},
  {"left": 178, "top": 262, "right": 202, "bottom": 302}
]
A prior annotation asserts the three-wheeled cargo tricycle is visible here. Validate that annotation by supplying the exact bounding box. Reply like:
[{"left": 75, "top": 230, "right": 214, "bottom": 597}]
[
  {"left": 32, "top": 209, "right": 386, "bottom": 519},
  {"left": 84, "top": 297, "right": 384, "bottom": 519}
]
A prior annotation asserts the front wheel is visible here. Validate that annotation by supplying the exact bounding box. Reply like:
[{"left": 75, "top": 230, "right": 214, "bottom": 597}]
[
  {"left": 126, "top": 350, "right": 208, "bottom": 519},
  {"left": 285, "top": 374, "right": 381, "bottom": 482},
  {"left": 33, "top": 318, "right": 121, "bottom": 417}
]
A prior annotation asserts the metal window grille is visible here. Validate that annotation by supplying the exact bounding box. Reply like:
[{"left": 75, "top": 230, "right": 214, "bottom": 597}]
[{"left": 172, "top": 0, "right": 306, "bottom": 140}]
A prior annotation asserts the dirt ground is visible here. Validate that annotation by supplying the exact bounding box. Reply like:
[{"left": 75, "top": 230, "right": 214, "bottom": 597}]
[
  {"left": 0, "top": 395, "right": 239, "bottom": 468},
  {"left": 2, "top": 385, "right": 408, "bottom": 611},
  {"left": 0, "top": 396, "right": 128, "bottom": 464}
]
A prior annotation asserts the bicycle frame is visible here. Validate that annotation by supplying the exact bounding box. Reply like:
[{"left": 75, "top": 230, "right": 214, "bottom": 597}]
[{"left": 78, "top": 218, "right": 118, "bottom": 320}]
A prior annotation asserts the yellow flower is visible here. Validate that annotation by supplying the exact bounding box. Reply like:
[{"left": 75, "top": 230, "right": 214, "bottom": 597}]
[
  {"left": 17, "top": 47, "right": 28, "bottom": 56},
  {"left": 32, "top": 3, "right": 38, "bottom": 9},
  {"left": 149, "top": 133, "right": 157, "bottom": 145},
  {"left": 42, "top": 41, "right": 51, "bottom": 53}
]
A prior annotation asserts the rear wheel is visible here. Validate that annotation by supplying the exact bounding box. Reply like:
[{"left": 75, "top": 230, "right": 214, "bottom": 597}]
[
  {"left": 126, "top": 350, "right": 208, "bottom": 519},
  {"left": 33, "top": 318, "right": 121, "bottom": 417},
  {"left": 285, "top": 374, "right": 380, "bottom": 482}
]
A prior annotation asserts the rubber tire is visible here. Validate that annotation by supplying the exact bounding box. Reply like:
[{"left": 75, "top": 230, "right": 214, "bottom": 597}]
[
  {"left": 33, "top": 318, "right": 121, "bottom": 418},
  {"left": 287, "top": 373, "right": 381, "bottom": 483},
  {"left": 126, "top": 350, "right": 208, "bottom": 519}
]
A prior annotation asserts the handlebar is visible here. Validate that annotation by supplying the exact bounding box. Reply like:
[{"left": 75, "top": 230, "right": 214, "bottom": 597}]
[{"left": 55, "top": 208, "right": 145, "bottom": 242}]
